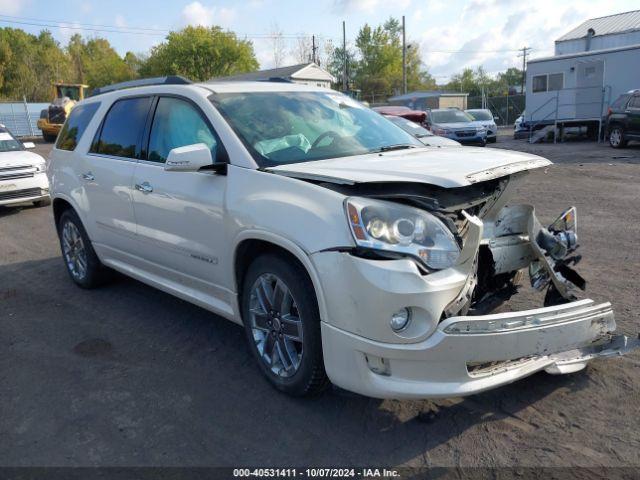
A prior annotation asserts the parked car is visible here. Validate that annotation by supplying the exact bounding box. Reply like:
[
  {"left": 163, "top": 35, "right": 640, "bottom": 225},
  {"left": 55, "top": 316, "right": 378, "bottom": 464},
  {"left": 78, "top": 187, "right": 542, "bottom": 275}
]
[
  {"left": 383, "top": 115, "right": 461, "bottom": 147},
  {"left": 513, "top": 112, "right": 528, "bottom": 139},
  {"left": 426, "top": 109, "right": 487, "bottom": 146},
  {"left": 48, "top": 78, "right": 638, "bottom": 399},
  {"left": 0, "top": 124, "right": 50, "bottom": 207},
  {"left": 606, "top": 89, "right": 640, "bottom": 148},
  {"left": 372, "top": 105, "right": 428, "bottom": 126},
  {"left": 465, "top": 109, "right": 498, "bottom": 143}
]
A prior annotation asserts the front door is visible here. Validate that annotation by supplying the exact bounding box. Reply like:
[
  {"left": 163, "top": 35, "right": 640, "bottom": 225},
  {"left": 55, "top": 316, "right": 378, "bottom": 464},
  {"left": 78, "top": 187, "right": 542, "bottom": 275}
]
[
  {"left": 82, "top": 96, "right": 152, "bottom": 253},
  {"left": 575, "top": 60, "right": 604, "bottom": 119},
  {"left": 130, "top": 96, "right": 230, "bottom": 311}
]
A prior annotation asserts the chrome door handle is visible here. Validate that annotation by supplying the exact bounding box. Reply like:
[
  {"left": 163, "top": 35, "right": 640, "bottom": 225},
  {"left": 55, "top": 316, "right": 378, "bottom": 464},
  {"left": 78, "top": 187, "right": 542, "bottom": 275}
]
[
  {"left": 81, "top": 171, "right": 95, "bottom": 181},
  {"left": 135, "top": 182, "right": 153, "bottom": 194}
]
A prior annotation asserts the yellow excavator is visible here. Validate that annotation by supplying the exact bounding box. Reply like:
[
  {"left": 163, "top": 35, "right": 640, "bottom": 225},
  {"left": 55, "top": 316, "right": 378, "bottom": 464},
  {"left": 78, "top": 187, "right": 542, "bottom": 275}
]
[{"left": 37, "top": 83, "right": 88, "bottom": 142}]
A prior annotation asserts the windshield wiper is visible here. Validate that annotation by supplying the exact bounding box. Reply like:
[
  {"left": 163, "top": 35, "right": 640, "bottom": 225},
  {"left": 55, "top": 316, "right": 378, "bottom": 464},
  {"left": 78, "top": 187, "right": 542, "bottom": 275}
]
[{"left": 372, "top": 144, "right": 418, "bottom": 153}]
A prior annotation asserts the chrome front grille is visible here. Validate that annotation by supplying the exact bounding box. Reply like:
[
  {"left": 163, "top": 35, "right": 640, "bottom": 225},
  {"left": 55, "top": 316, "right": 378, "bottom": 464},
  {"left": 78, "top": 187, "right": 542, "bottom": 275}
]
[
  {"left": 0, "top": 187, "right": 43, "bottom": 201},
  {"left": 0, "top": 164, "right": 37, "bottom": 181}
]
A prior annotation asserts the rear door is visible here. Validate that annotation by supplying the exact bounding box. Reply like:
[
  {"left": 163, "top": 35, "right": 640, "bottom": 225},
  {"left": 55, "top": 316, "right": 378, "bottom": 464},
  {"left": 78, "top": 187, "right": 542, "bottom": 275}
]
[
  {"left": 129, "top": 95, "right": 230, "bottom": 310},
  {"left": 83, "top": 96, "right": 153, "bottom": 253},
  {"left": 627, "top": 95, "right": 640, "bottom": 135}
]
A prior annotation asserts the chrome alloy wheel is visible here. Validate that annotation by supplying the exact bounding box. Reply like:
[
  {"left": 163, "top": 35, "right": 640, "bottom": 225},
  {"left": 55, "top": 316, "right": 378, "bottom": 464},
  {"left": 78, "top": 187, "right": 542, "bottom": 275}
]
[
  {"left": 62, "top": 220, "right": 88, "bottom": 281},
  {"left": 249, "top": 273, "right": 304, "bottom": 378},
  {"left": 610, "top": 128, "right": 622, "bottom": 147}
]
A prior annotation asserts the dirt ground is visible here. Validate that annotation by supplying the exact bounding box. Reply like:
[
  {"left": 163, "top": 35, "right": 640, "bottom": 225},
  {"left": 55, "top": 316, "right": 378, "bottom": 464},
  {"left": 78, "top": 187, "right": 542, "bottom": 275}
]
[{"left": 1, "top": 137, "right": 639, "bottom": 470}]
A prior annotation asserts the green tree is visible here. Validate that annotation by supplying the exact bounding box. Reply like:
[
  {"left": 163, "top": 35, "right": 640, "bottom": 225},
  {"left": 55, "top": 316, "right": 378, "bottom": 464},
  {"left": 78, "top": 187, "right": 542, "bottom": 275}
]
[
  {"left": 140, "top": 26, "right": 258, "bottom": 81},
  {"left": 350, "top": 17, "right": 435, "bottom": 97},
  {"left": 66, "top": 35, "right": 135, "bottom": 88}
]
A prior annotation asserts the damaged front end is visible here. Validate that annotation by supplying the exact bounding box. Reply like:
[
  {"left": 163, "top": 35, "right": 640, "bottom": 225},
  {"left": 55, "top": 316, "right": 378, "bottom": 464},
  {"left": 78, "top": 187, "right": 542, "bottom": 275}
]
[{"left": 312, "top": 171, "right": 639, "bottom": 398}]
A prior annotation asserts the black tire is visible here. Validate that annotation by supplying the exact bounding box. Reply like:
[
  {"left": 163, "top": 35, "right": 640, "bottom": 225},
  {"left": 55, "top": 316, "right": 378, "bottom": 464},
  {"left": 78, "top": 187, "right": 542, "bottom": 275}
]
[
  {"left": 43, "top": 133, "right": 57, "bottom": 143},
  {"left": 241, "top": 254, "right": 329, "bottom": 397},
  {"left": 33, "top": 197, "right": 52, "bottom": 208},
  {"left": 57, "top": 209, "right": 110, "bottom": 289},
  {"left": 609, "top": 126, "right": 627, "bottom": 149}
]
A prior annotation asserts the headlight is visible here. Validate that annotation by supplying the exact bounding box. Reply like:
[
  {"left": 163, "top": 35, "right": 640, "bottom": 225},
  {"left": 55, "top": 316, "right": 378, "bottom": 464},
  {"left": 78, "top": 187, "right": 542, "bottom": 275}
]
[
  {"left": 35, "top": 162, "right": 46, "bottom": 172},
  {"left": 345, "top": 197, "right": 460, "bottom": 270},
  {"left": 433, "top": 127, "right": 451, "bottom": 135}
]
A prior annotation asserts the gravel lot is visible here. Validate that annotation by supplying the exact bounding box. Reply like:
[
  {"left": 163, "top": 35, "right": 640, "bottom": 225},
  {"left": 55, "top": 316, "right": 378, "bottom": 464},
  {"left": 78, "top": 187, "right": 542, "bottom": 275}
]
[{"left": 1, "top": 137, "right": 639, "bottom": 469}]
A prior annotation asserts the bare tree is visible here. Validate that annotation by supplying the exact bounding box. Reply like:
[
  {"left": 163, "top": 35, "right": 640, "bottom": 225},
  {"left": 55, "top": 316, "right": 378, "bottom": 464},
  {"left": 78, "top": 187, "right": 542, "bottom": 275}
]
[
  {"left": 292, "top": 36, "right": 312, "bottom": 64},
  {"left": 270, "top": 22, "right": 286, "bottom": 68}
]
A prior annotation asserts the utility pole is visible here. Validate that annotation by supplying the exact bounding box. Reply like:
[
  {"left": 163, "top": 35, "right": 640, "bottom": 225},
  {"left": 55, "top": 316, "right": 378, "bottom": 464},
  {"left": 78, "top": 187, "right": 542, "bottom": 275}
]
[
  {"left": 311, "top": 35, "right": 318, "bottom": 64},
  {"left": 517, "top": 47, "right": 532, "bottom": 94},
  {"left": 342, "top": 21, "right": 347, "bottom": 93},
  {"left": 402, "top": 15, "right": 407, "bottom": 95}
]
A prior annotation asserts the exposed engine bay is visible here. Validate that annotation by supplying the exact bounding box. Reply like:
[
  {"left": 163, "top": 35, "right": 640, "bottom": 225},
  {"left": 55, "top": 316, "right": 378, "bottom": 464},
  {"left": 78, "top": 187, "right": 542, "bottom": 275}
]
[{"left": 315, "top": 172, "right": 586, "bottom": 321}]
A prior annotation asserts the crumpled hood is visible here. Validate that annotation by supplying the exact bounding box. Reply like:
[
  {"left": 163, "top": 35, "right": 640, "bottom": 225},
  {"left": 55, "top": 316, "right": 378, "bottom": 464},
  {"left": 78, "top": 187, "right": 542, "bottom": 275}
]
[
  {"left": 0, "top": 150, "right": 45, "bottom": 168},
  {"left": 266, "top": 146, "right": 551, "bottom": 188}
]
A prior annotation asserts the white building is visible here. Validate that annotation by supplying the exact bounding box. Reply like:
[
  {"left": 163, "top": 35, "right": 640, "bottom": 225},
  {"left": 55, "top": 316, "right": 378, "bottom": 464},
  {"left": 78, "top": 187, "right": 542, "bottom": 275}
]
[
  {"left": 526, "top": 10, "right": 640, "bottom": 135},
  {"left": 213, "top": 63, "right": 336, "bottom": 89}
]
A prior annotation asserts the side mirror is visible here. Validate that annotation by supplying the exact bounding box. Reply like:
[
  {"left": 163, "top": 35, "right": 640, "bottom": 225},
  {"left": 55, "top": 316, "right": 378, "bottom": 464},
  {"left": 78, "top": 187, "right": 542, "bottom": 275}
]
[
  {"left": 164, "top": 143, "right": 225, "bottom": 173},
  {"left": 23, "top": 142, "right": 36, "bottom": 149}
]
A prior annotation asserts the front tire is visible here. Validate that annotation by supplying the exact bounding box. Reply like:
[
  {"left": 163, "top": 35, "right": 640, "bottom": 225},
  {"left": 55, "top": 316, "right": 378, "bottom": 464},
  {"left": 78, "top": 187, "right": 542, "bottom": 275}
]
[
  {"left": 609, "top": 126, "right": 627, "bottom": 148},
  {"left": 241, "top": 254, "right": 329, "bottom": 397},
  {"left": 57, "top": 209, "right": 110, "bottom": 289}
]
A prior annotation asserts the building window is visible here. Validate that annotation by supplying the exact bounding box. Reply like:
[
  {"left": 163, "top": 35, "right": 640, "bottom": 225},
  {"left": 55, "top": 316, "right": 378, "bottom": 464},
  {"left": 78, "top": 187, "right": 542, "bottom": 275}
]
[
  {"left": 532, "top": 75, "right": 547, "bottom": 93},
  {"left": 548, "top": 73, "right": 564, "bottom": 91},
  {"left": 532, "top": 73, "right": 563, "bottom": 93}
]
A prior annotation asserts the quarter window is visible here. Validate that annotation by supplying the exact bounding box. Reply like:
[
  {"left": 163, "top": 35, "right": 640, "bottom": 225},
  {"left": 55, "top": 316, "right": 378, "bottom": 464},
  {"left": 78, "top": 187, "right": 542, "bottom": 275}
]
[
  {"left": 91, "top": 96, "right": 152, "bottom": 158},
  {"left": 56, "top": 102, "right": 100, "bottom": 151},
  {"left": 147, "top": 97, "right": 220, "bottom": 164}
]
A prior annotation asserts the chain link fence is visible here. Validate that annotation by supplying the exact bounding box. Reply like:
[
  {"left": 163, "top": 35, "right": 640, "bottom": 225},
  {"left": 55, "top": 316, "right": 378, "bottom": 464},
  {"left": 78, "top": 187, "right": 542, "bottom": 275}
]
[
  {"left": 0, "top": 99, "right": 48, "bottom": 137},
  {"left": 467, "top": 94, "right": 525, "bottom": 126}
]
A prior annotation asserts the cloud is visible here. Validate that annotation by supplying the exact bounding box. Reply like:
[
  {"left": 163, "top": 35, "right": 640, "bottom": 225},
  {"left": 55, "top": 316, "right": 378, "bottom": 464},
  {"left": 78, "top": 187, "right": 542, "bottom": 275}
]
[
  {"left": 333, "top": 0, "right": 412, "bottom": 12},
  {"left": 0, "top": 0, "right": 28, "bottom": 15},
  {"left": 114, "top": 14, "right": 126, "bottom": 28},
  {"left": 180, "top": 1, "right": 236, "bottom": 28}
]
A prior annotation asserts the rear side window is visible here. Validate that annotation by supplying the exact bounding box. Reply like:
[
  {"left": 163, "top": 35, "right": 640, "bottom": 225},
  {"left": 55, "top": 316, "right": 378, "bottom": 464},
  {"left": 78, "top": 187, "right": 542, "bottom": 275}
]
[
  {"left": 629, "top": 96, "right": 640, "bottom": 108},
  {"left": 147, "top": 97, "right": 221, "bottom": 163},
  {"left": 56, "top": 102, "right": 100, "bottom": 151},
  {"left": 611, "top": 95, "right": 630, "bottom": 110},
  {"left": 91, "top": 97, "right": 152, "bottom": 159}
]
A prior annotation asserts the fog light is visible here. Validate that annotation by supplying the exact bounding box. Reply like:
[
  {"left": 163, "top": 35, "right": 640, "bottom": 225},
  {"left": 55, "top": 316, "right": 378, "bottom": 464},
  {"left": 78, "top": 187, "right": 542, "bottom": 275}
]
[{"left": 390, "top": 308, "right": 411, "bottom": 332}]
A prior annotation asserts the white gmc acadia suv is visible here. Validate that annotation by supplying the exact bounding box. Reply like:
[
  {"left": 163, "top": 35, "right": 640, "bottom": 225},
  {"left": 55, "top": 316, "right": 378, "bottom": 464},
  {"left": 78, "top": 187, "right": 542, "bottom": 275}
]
[{"left": 47, "top": 77, "right": 638, "bottom": 399}]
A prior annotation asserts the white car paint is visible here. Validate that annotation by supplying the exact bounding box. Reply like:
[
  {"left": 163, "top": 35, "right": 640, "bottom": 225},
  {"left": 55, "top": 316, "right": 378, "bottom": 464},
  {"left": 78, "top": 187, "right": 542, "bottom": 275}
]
[
  {"left": 0, "top": 135, "right": 50, "bottom": 207},
  {"left": 47, "top": 81, "right": 637, "bottom": 399}
]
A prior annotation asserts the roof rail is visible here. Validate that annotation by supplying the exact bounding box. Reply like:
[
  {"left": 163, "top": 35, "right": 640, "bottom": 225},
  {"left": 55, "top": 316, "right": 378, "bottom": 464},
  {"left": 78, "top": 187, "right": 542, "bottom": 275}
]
[{"left": 89, "top": 76, "right": 192, "bottom": 97}]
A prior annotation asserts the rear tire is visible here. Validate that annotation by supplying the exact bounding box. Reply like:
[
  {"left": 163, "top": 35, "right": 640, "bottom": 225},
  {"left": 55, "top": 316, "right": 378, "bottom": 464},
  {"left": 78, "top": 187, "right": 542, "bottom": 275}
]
[
  {"left": 241, "top": 254, "right": 329, "bottom": 397},
  {"left": 609, "top": 126, "right": 627, "bottom": 149},
  {"left": 57, "top": 209, "right": 110, "bottom": 289}
]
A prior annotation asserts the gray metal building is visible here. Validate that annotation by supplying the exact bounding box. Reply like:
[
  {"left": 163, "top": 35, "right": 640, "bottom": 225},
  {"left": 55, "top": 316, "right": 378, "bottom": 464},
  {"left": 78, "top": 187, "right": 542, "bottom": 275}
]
[{"left": 526, "top": 10, "right": 640, "bottom": 134}]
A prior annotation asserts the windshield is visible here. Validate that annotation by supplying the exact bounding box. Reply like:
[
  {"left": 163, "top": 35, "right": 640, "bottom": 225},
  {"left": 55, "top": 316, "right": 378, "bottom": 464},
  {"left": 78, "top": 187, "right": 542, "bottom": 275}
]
[
  {"left": 466, "top": 110, "right": 493, "bottom": 121},
  {"left": 56, "top": 85, "right": 81, "bottom": 101},
  {"left": 210, "top": 91, "right": 422, "bottom": 166},
  {"left": 386, "top": 116, "right": 433, "bottom": 137},
  {"left": 0, "top": 130, "right": 23, "bottom": 153},
  {"left": 431, "top": 110, "right": 474, "bottom": 124}
]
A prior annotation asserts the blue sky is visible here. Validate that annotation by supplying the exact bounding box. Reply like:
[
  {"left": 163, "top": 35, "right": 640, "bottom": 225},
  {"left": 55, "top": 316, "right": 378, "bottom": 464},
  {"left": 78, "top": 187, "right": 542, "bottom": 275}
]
[{"left": 1, "top": 0, "right": 638, "bottom": 81}]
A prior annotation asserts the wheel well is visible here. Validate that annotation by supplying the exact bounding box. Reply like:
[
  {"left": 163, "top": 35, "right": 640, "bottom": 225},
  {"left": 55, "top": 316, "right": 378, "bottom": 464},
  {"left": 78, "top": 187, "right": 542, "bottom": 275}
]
[
  {"left": 234, "top": 239, "right": 312, "bottom": 299},
  {"left": 52, "top": 198, "right": 73, "bottom": 231}
]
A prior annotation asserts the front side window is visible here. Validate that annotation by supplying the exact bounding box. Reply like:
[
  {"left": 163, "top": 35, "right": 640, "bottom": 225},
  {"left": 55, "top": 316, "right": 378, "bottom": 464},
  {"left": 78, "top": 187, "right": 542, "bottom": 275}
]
[
  {"left": 91, "top": 97, "right": 152, "bottom": 159},
  {"left": 210, "top": 91, "right": 421, "bottom": 167},
  {"left": 56, "top": 102, "right": 100, "bottom": 151},
  {"left": 147, "top": 97, "right": 220, "bottom": 164},
  {"left": 0, "top": 129, "right": 23, "bottom": 152},
  {"left": 532, "top": 75, "right": 547, "bottom": 93}
]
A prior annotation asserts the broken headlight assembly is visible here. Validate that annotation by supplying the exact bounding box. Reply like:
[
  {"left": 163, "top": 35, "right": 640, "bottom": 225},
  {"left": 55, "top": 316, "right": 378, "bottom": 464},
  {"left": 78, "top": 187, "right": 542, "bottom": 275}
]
[{"left": 345, "top": 197, "right": 460, "bottom": 270}]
